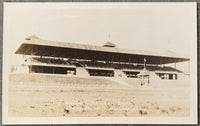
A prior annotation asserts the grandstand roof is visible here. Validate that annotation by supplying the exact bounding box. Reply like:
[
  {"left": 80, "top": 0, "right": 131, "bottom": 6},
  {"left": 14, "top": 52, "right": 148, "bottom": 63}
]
[{"left": 15, "top": 37, "right": 190, "bottom": 64}]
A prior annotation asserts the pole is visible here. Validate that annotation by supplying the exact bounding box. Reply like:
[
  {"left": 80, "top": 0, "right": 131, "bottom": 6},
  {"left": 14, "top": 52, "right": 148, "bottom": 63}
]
[
  {"left": 30, "top": 47, "right": 33, "bottom": 73},
  {"left": 144, "top": 58, "right": 146, "bottom": 69},
  {"left": 94, "top": 53, "right": 95, "bottom": 66},
  {"left": 129, "top": 56, "right": 131, "bottom": 68},
  {"left": 174, "top": 60, "right": 176, "bottom": 69}
]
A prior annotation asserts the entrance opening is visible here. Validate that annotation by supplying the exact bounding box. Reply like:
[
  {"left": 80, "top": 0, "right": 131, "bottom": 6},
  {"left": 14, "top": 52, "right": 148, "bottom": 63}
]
[
  {"left": 123, "top": 71, "right": 140, "bottom": 78},
  {"left": 87, "top": 69, "right": 114, "bottom": 77},
  {"left": 29, "top": 65, "right": 76, "bottom": 75}
]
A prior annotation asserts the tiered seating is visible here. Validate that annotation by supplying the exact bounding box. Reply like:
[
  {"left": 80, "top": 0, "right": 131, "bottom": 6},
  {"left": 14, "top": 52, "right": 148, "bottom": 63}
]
[
  {"left": 31, "top": 57, "right": 70, "bottom": 65},
  {"left": 83, "top": 61, "right": 145, "bottom": 70},
  {"left": 30, "top": 58, "right": 182, "bottom": 73},
  {"left": 161, "top": 66, "right": 182, "bottom": 72},
  {"left": 83, "top": 60, "right": 181, "bottom": 72},
  {"left": 146, "top": 66, "right": 182, "bottom": 72},
  {"left": 9, "top": 73, "right": 126, "bottom": 89},
  {"left": 82, "top": 61, "right": 109, "bottom": 68}
]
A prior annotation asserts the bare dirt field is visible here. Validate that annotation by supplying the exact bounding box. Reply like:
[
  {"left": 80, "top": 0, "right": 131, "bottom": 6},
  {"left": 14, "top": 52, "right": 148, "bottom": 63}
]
[{"left": 8, "top": 73, "right": 190, "bottom": 117}]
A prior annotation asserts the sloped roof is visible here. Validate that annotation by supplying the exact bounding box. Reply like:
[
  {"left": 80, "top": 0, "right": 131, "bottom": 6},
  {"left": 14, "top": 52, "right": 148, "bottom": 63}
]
[
  {"left": 15, "top": 37, "right": 190, "bottom": 64},
  {"left": 17, "top": 38, "right": 188, "bottom": 58}
]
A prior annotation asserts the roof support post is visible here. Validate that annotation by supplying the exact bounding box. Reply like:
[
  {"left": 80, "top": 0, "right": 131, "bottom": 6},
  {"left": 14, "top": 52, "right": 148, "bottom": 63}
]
[
  {"left": 74, "top": 50, "right": 76, "bottom": 59},
  {"left": 111, "top": 54, "right": 113, "bottom": 62},
  {"left": 144, "top": 58, "right": 146, "bottom": 69},
  {"left": 93, "top": 53, "right": 95, "bottom": 66},
  {"left": 174, "top": 60, "right": 176, "bottom": 69},
  {"left": 30, "top": 46, "right": 33, "bottom": 73},
  {"left": 53, "top": 48, "right": 55, "bottom": 58},
  {"left": 159, "top": 58, "right": 162, "bottom": 66},
  {"left": 31, "top": 46, "right": 33, "bottom": 57}
]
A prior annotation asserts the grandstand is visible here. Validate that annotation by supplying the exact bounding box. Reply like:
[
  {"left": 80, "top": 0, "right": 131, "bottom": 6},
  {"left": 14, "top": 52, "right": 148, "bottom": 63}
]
[{"left": 14, "top": 35, "right": 190, "bottom": 81}]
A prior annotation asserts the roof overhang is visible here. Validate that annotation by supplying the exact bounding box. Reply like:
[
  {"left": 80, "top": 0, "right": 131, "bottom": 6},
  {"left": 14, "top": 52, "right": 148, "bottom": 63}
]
[{"left": 15, "top": 39, "right": 190, "bottom": 64}]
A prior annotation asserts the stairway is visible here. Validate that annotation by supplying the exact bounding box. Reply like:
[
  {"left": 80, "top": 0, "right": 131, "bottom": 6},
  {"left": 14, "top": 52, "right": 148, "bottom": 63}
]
[
  {"left": 114, "top": 69, "right": 127, "bottom": 78},
  {"left": 76, "top": 67, "right": 90, "bottom": 77}
]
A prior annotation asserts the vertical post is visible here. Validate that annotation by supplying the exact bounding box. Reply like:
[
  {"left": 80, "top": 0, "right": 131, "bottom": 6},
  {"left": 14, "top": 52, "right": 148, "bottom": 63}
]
[
  {"left": 173, "top": 74, "right": 175, "bottom": 80},
  {"left": 93, "top": 53, "right": 95, "bottom": 66},
  {"left": 30, "top": 47, "right": 33, "bottom": 73},
  {"left": 111, "top": 54, "right": 113, "bottom": 62},
  {"left": 111, "top": 54, "right": 113, "bottom": 68},
  {"left": 159, "top": 58, "right": 161, "bottom": 66},
  {"left": 42, "top": 65, "right": 44, "bottom": 73},
  {"left": 54, "top": 48, "right": 55, "bottom": 59},
  {"left": 129, "top": 55, "right": 131, "bottom": 68},
  {"left": 53, "top": 48, "right": 55, "bottom": 74},
  {"left": 174, "top": 60, "right": 176, "bottom": 69},
  {"left": 144, "top": 58, "right": 146, "bottom": 69},
  {"left": 188, "top": 61, "right": 190, "bottom": 73},
  {"left": 74, "top": 50, "right": 76, "bottom": 59}
]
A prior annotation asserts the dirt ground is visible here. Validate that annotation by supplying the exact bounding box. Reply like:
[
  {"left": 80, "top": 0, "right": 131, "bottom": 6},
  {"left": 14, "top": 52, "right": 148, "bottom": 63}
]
[{"left": 8, "top": 74, "right": 190, "bottom": 117}]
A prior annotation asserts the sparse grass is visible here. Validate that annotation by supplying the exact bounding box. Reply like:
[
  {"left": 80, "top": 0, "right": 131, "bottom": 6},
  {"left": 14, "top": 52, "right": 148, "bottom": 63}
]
[
  {"left": 139, "top": 109, "right": 148, "bottom": 115},
  {"left": 97, "top": 113, "right": 101, "bottom": 116},
  {"left": 64, "top": 108, "right": 70, "bottom": 114},
  {"left": 8, "top": 73, "right": 190, "bottom": 117},
  {"left": 169, "top": 107, "right": 176, "bottom": 112},
  {"left": 30, "top": 106, "right": 35, "bottom": 108},
  {"left": 161, "top": 109, "right": 168, "bottom": 114}
]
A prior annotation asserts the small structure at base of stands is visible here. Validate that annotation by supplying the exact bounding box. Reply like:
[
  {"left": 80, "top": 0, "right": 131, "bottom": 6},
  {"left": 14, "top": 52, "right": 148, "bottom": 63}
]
[
  {"left": 14, "top": 35, "right": 190, "bottom": 81},
  {"left": 137, "top": 68, "right": 150, "bottom": 85}
]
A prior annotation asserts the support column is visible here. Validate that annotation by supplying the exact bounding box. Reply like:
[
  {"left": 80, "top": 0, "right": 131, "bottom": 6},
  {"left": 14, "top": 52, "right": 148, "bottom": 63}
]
[
  {"left": 53, "top": 48, "right": 55, "bottom": 60},
  {"left": 159, "top": 58, "right": 162, "bottom": 65},
  {"left": 74, "top": 50, "right": 76, "bottom": 59},
  {"left": 30, "top": 47, "right": 33, "bottom": 73},
  {"left": 128, "top": 56, "right": 131, "bottom": 68},
  {"left": 173, "top": 74, "right": 176, "bottom": 80},
  {"left": 144, "top": 58, "right": 146, "bottom": 69},
  {"left": 93, "top": 53, "right": 95, "bottom": 66},
  {"left": 174, "top": 60, "right": 176, "bottom": 69}
]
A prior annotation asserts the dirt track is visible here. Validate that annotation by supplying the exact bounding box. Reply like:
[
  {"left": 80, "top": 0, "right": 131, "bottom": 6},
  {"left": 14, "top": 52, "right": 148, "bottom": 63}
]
[{"left": 8, "top": 74, "right": 190, "bottom": 117}]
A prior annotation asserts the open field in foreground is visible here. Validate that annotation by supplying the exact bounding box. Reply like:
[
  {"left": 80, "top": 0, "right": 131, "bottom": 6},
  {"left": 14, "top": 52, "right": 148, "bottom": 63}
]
[{"left": 8, "top": 73, "right": 190, "bottom": 117}]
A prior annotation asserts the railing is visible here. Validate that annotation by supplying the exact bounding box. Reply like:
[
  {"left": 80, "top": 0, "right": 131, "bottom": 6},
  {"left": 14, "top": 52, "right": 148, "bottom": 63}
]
[{"left": 28, "top": 57, "right": 182, "bottom": 72}]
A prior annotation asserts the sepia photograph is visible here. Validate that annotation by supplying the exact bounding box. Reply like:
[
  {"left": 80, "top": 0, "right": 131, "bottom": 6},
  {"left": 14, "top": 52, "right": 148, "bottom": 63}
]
[{"left": 2, "top": 2, "right": 197, "bottom": 124}]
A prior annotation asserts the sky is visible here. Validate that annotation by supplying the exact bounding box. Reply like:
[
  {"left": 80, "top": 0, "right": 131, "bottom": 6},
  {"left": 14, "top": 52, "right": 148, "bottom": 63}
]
[{"left": 3, "top": 2, "right": 196, "bottom": 72}]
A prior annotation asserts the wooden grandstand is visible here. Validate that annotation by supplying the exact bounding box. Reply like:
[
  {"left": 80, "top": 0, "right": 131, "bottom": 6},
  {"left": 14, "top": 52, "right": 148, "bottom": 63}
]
[{"left": 15, "top": 35, "right": 190, "bottom": 81}]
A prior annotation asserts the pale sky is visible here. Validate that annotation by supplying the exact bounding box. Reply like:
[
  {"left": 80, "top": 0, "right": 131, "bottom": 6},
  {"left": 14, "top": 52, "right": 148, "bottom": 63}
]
[{"left": 3, "top": 2, "right": 196, "bottom": 72}]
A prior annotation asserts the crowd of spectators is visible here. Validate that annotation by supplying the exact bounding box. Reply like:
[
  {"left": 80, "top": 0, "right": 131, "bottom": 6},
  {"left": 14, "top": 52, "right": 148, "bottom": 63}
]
[
  {"left": 30, "top": 57, "right": 181, "bottom": 72},
  {"left": 31, "top": 57, "right": 71, "bottom": 65}
]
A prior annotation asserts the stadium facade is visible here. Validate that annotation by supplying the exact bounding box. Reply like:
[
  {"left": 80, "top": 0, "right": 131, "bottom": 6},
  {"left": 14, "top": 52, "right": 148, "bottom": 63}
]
[{"left": 14, "top": 35, "right": 190, "bottom": 81}]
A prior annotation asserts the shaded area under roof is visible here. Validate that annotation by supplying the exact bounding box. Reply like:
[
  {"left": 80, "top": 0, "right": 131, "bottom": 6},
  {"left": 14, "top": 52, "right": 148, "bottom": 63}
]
[{"left": 15, "top": 38, "right": 190, "bottom": 64}]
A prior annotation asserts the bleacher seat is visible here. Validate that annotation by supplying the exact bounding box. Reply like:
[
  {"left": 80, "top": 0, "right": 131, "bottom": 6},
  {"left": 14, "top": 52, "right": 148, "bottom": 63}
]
[{"left": 30, "top": 57, "right": 182, "bottom": 73}]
